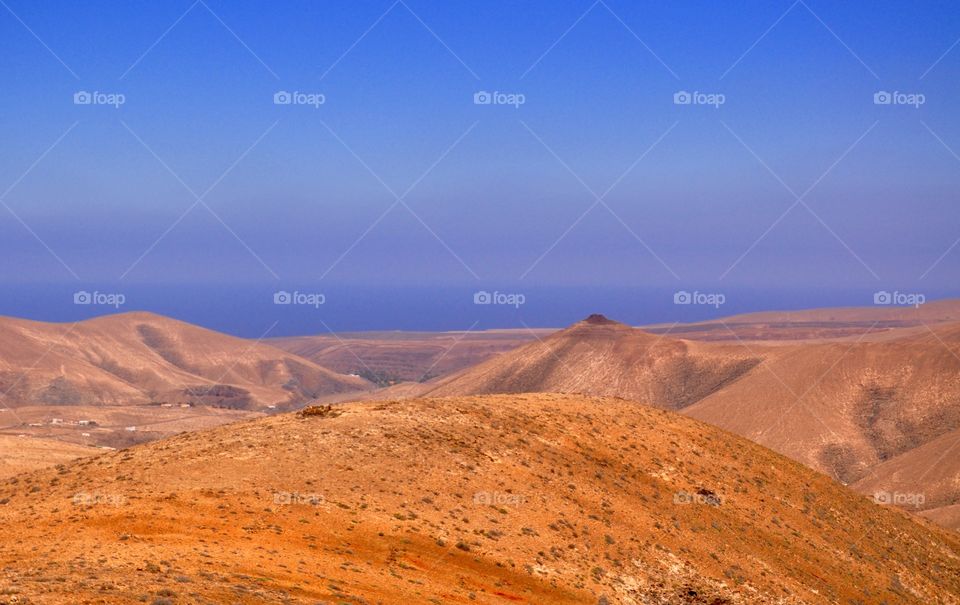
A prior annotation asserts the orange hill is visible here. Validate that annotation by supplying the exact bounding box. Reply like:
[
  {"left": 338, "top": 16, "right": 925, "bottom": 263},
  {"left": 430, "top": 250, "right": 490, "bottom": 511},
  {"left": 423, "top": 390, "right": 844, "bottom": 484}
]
[
  {"left": 0, "top": 394, "right": 958, "bottom": 604},
  {"left": 426, "top": 313, "right": 960, "bottom": 528}
]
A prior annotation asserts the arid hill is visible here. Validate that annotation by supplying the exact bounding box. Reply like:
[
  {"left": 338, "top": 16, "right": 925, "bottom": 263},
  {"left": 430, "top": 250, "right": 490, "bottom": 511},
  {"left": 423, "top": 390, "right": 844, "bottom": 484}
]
[
  {"left": 424, "top": 315, "right": 760, "bottom": 409},
  {"left": 685, "top": 321, "right": 960, "bottom": 486},
  {"left": 0, "top": 312, "right": 369, "bottom": 412},
  {"left": 0, "top": 434, "right": 98, "bottom": 479},
  {"left": 270, "top": 328, "right": 545, "bottom": 383},
  {"left": 1, "top": 393, "right": 958, "bottom": 604},
  {"left": 646, "top": 299, "right": 960, "bottom": 341},
  {"left": 851, "top": 425, "right": 960, "bottom": 529},
  {"left": 423, "top": 313, "right": 960, "bottom": 528},
  {"left": 922, "top": 504, "right": 960, "bottom": 530}
]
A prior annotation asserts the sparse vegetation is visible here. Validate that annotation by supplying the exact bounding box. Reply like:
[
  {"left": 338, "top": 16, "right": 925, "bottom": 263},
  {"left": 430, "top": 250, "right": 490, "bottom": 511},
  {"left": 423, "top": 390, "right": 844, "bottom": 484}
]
[{"left": 0, "top": 393, "right": 957, "bottom": 604}]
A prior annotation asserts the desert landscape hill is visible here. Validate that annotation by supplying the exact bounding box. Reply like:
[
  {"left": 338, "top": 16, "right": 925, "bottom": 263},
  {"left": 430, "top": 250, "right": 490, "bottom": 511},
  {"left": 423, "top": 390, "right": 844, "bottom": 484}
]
[
  {"left": 0, "top": 311, "right": 369, "bottom": 412},
  {"left": 423, "top": 315, "right": 761, "bottom": 409},
  {"left": 646, "top": 299, "right": 960, "bottom": 341},
  {"left": 684, "top": 320, "right": 960, "bottom": 484},
  {"left": 0, "top": 434, "right": 99, "bottom": 479},
  {"left": 851, "top": 425, "right": 960, "bottom": 529},
  {"left": 2, "top": 393, "right": 959, "bottom": 604},
  {"left": 420, "top": 312, "right": 960, "bottom": 527},
  {"left": 270, "top": 328, "right": 547, "bottom": 384},
  {"left": 3, "top": 305, "right": 960, "bottom": 537}
]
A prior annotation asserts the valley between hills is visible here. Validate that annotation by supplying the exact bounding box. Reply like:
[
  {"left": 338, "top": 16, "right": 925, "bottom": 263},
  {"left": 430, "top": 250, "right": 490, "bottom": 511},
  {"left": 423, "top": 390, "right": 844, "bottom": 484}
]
[{"left": 2, "top": 302, "right": 960, "bottom": 603}]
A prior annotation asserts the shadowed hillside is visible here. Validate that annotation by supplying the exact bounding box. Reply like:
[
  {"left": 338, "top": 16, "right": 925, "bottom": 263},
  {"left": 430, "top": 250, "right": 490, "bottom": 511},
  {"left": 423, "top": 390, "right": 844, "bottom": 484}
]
[{"left": 0, "top": 312, "right": 370, "bottom": 412}]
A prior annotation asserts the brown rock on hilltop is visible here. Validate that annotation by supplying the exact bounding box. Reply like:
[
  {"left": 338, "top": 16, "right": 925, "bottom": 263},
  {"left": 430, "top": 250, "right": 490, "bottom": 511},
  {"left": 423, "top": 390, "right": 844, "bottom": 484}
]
[
  {"left": 582, "top": 313, "right": 618, "bottom": 325},
  {"left": 0, "top": 393, "right": 958, "bottom": 604}
]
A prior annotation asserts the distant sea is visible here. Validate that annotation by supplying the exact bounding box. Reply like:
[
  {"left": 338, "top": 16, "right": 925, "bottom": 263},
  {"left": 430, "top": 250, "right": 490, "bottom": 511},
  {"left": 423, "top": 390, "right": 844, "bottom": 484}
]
[{"left": 0, "top": 284, "right": 951, "bottom": 338}]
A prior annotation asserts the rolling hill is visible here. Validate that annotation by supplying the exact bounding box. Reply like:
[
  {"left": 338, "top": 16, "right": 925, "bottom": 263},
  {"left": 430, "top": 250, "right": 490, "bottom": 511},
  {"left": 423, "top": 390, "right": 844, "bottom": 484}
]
[
  {"left": 424, "top": 313, "right": 960, "bottom": 527},
  {"left": 269, "top": 328, "right": 545, "bottom": 383},
  {"left": 684, "top": 320, "right": 960, "bottom": 485},
  {"left": 851, "top": 425, "right": 960, "bottom": 528},
  {"left": 424, "top": 315, "right": 760, "bottom": 409},
  {"left": 0, "top": 434, "right": 98, "bottom": 479},
  {"left": 0, "top": 393, "right": 957, "bottom": 604},
  {"left": 645, "top": 299, "right": 960, "bottom": 341},
  {"left": 0, "top": 312, "right": 370, "bottom": 413}
]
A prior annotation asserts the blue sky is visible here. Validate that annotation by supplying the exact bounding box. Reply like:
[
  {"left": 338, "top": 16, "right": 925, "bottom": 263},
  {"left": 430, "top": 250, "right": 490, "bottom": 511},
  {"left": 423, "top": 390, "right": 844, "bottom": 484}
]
[{"left": 1, "top": 1, "right": 959, "bottom": 331}]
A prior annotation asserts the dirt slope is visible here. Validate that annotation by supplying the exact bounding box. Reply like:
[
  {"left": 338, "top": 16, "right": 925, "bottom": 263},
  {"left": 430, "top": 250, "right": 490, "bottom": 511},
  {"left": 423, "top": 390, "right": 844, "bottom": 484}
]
[
  {"left": 0, "top": 312, "right": 370, "bottom": 412},
  {"left": 270, "top": 329, "right": 546, "bottom": 383},
  {"left": 425, "top": 315, "right": 760, "bottom": 409},
  {"left": 685, "top": 321, "right": 960, "bottom": 485},
  {"left": 421, "top": 314, "right": 960, "bottom": 527},
  {"left": 922, "top": 504, "right": 960, "bottom": 531},
  {"left": 1, "top": 393, "right": 958, "bottom": 604},
  {"left": 0, "top": 434, "right": 97, "bottom": 479},
  {"left": 851, "top": 426, "right": 960, "bottom": 513},
  {"left": 647, "top": 299, "right": 960, "bottom": 341}
]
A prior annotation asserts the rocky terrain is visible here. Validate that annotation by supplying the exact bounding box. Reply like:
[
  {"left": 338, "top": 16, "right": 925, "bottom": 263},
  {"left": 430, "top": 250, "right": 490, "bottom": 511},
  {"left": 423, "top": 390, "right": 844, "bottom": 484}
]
[
  {"left": 422, "top": 312, "right": 960, "bottom": 529},
  {"left": 2, "top": 393, "right": 959, "bottom": 604}
]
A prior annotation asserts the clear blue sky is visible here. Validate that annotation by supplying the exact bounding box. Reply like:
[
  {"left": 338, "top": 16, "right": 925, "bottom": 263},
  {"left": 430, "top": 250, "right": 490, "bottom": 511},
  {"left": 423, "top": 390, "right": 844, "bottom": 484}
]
[{"left": 1, "top": 1, "right": 959, "bottom": 332}]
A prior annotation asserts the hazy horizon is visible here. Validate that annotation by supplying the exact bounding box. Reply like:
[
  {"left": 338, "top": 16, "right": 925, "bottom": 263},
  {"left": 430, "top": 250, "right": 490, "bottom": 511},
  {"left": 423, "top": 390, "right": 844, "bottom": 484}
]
[
  {"left": 0, "top": 283, "right": 952, "bottom": 337},
  {"left": 3, "top": 0, "right": 960, "bottom": 336}
]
